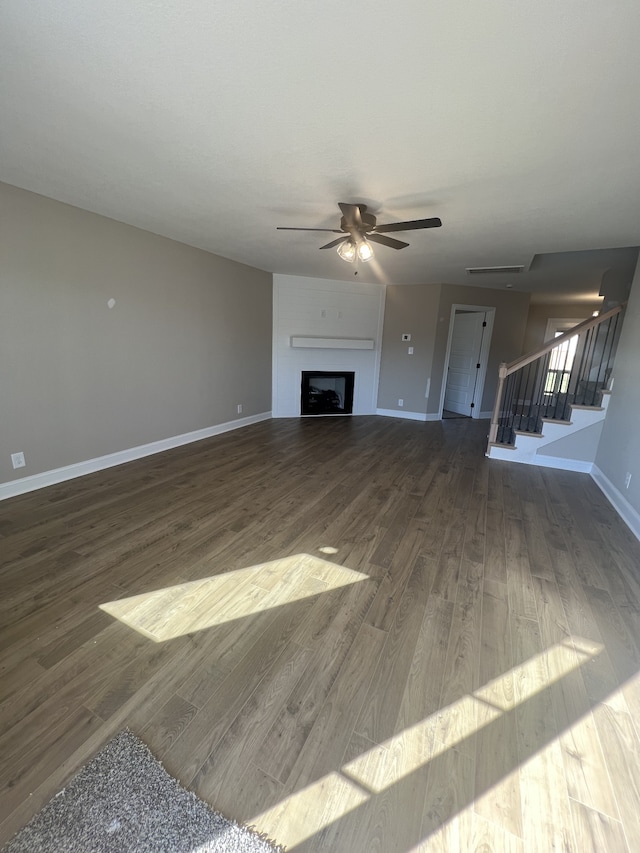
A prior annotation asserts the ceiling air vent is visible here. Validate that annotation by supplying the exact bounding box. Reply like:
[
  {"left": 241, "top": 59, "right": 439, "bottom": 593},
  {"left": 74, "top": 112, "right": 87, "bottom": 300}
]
[{"left": 466, "top": 265, "right": 525, "bottom": 275}]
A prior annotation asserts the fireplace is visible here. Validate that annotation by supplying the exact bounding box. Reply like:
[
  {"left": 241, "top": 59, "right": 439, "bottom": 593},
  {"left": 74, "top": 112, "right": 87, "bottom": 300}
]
[{"left": 301, "top": 371, "right": 355, "bottom": 416}]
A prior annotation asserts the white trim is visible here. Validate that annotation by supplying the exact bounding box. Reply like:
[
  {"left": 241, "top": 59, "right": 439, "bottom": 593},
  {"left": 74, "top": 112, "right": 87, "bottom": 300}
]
[
  {"left": 544, "top": 317, "right": 585, "bottom": 341},
  {"left": 0, "top": 412, "right": 272, "bottom": 501},
  {"left": 479, "top": 410, "right": 493, "bottom": 419},
  {"left": 529, "top": 455, "right": 594, "bottom": 473},
  {"left": 591, "top": 465, "right": 640, "bottom": 543},
  {"left": 487, "top": 448, "right": 594, "bottom": 472},
  {"left": 290, "top": 336, "right": 375, "bottom": 349},
  {"left": 376, "top": 408, "right": 439, "bottom": 422},
  {"left": 438, "top": 305, "right": 495, "bottom": 420}
]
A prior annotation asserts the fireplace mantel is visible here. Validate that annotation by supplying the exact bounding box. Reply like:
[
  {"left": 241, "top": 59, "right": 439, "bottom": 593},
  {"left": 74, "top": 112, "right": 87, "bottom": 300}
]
[{"left": 290, "top": 336, "right": 375, "bottom": 350}]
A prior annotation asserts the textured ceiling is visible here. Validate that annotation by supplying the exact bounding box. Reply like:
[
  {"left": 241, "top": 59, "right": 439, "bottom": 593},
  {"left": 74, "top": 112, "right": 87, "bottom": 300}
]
[{"left": 1, "top": 1, "right": 639, "bottom": 299}]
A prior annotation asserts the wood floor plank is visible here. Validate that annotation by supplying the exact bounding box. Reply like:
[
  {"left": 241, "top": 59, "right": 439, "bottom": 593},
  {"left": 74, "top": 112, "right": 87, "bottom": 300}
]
[
  {"left": 395, "top": 593, "right": 454, "bottom": 732},
  {"left": 0, "top": 706, "right": 103, "bottom": 820},
  {"left": 140, "top": 694, "right": 198, "bottom": 756},
  {"left": 0, "top": 657, "right": 45, "bottom": 705},
  {"left": 531, "top": 577, "right": 621, "bottom": 821},
  {"left": 583, "top": 583, "right": 640, "bottom": 724},
  {"left": 354, "top": 558, "right": 432, "bottom": 743},
  {"left": 474, "top": 580, "right": 523, "bottom": 840},
  {"left": 316, "top": 725, "right": 435, "bottom": 853},
  {"left": 569, "top": 798, "right": 630, "bottom": 853},
  {"left": 364, "top": 558, "right": 414, "bottom": 632},
  {"left": 416, "top": 811, "right": 524, "bottom": 853},
  {"left": 547, "top": 541, "right": 628, "bottom": 713},
  {"left": 519, "top": 489, "right": 557, "bottom": 582},
  {"left": 252, "top": 580, "right": 378, "bottom": 785},
  {"left": 591, "top": 702, "right": 640, "bottom": 852},
  {"left": 504, "top": 516, "right": 537, "bottom": 621},
  {"left": 280, "top": 623, "right": 386, "bottom": 791},
  {"left": 511, "top": 613, "right": 576, "bottom": 850},
  {"left": 421, "top": 745, "right": 475, "bottom": 839},
  {"left": 435, "top": 559, "right": 483, "bottom": 758},
  {"left": 191, "top": 640, "right": 315, "bottom": 807},
  {"left": 484, "top": 506, "right": 507, "bottom": 584},
  {"left": 0, "top": 622, "right": 148, "bottom": 741},
  {"left": 161, "top": 594, "right": 323, "bottom": 785}
]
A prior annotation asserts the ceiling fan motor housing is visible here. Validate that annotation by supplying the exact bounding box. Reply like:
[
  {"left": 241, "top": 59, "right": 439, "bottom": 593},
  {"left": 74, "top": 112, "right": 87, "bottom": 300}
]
[{"left": 340, "top": 207, "right": 376, "bottom": 235}]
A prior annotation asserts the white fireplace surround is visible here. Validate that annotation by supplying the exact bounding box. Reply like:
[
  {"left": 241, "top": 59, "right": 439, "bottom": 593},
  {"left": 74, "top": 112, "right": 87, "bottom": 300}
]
[{"left": 272, "top": 274, "right": 386, "bottom": 418}]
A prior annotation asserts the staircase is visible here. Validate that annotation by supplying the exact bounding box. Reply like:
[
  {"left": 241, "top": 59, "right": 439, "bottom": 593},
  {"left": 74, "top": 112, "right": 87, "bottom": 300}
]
[{"left": 486, "top": 304, "right": 625, "bottom": 469}]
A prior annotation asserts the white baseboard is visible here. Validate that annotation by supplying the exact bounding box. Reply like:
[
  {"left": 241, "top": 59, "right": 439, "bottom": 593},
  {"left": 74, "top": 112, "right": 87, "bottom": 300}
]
[
  {"left": 479, "top": 410, "right": 493, "bottom": 419},
  {"left": 591, "top": 465, "right": 640, "bottom": 543},
  {"left": 531, "top": 454, "right": 594, "bottom": 473},
  {"left": 376, "top": 408, "right": 439, "bottom": 422},
  {"left": 487, "top": 446, "right": 594, "bottom": 473},
  {"left": 0, "top": 412, "right": 272, "bottom": 501}
]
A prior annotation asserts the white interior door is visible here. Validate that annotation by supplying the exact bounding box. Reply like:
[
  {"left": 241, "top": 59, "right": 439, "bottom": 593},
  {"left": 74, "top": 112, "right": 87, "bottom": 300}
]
[{"left": 443, "top": 311, "right": 487, "bottom": 415}]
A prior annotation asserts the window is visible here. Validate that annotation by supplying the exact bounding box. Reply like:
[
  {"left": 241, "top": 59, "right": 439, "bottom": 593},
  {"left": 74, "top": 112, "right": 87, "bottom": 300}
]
[{"left": 542, "top": 318, "right": 583, "bottom": 400}]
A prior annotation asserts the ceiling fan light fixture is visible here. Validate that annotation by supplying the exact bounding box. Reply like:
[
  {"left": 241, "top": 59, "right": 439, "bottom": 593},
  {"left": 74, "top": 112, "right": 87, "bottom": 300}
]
[
  {"left": 357, "top": 240, "right": 374, "bottom": 262},
  {"left": 337, "top": 240, "right": 357, "bottom": 262}
]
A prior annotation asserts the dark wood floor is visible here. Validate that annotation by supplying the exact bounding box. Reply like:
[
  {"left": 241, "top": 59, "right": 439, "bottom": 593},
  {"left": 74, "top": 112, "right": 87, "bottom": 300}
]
[{"left": 2, "top": 416, "right": 640, "bottom": 851}]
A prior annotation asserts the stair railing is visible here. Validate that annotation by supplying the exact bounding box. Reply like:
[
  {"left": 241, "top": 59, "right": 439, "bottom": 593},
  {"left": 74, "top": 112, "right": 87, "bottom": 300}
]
[{"left": 487, "top": 303, "right": 625, "bottom": 451}]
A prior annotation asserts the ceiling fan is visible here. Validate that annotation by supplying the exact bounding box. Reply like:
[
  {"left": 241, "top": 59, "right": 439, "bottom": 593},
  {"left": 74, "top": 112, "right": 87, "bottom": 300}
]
[{"left": 277, "top": 202, "right": 442, "bottom": 263}]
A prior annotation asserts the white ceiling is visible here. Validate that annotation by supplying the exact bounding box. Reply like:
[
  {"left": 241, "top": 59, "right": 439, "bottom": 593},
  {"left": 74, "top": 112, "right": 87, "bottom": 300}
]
[{"left": 2, "top": 1, "right": 639, "bottom": 300}]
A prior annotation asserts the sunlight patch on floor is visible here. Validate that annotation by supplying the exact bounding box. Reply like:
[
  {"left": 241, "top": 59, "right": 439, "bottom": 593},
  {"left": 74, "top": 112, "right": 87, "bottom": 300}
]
[
  {"left": 407, "top": 811, "right": 524, "bottom": 852},
  {"left": 250, "top": 636, "right": 603, "bottom": 849},
  {"left": 475, "top": 637, "right": 595, "bottom": 711},
  {"left": 344, "top": 637, "right": 600, "bottom": 793},
  {"left": 251, "top": 773, "right": 368, "bottom": 848},
  {"left": 99, "top": 553, "right": 368, "bottom": 642}
]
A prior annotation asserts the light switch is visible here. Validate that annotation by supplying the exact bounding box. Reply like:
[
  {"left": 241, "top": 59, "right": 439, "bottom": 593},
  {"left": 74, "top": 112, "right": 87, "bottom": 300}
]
[{"left": 408, "top": 346, "right": 414, "bottom": 355}]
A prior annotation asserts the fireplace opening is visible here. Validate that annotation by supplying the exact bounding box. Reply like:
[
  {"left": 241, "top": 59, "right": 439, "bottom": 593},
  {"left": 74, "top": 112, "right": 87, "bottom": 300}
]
[{"left": 301, "top": 371, "right": 355, "bottom": 416}]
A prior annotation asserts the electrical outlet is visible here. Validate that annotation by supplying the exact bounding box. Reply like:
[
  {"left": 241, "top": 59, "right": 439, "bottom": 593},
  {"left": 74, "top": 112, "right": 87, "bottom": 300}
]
[
  {"left": 625, "top": 472, "right": 632, "bottom": 489},
  {"left": 398, "top": 398, "right": 404, "bottom": 407},
  {"left": 11, "top": 452, "right": 26, "bottom": 469},
  {"left": 237, "top": 404, "right": 243, "bottom": 415}
]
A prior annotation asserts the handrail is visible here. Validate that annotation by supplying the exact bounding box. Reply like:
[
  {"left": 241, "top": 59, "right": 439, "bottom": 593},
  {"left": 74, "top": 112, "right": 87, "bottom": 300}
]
[
  {"left": 487, "top": 302, "right": 626, "bottom": 446},
  {"left": 504, "top": 303, "right": 625, "bottom": 376}
]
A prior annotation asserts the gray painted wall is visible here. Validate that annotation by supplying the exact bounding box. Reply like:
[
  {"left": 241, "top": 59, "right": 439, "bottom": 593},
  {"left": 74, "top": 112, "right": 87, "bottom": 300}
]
[
  {"left": 595, "top": 256, "right": 640, "bottom": 513},
  {"left": 0, "top": 183, "right": 272, "bottom": 484},
  {"left": 377, "top": 284, "right": 441, "bottom": 413},
  {"left": 377, "top": 283, "right": 530, "bottom": 417},
  {"left": 541, "top": 421, "right": 604, "bottom": 461}
]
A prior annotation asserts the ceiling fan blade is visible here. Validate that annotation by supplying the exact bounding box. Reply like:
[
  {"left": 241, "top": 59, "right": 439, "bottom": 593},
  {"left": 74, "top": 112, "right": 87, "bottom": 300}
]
[
  {"left": 319, "top": 236, "right": 351, "bottom": 250},
  {"left": 374, "top": 217, "right": 442, "bottom": 233},
  {"left": 276, "top": 227, "right": 343, "bottom": 232},
  {"left": 367, "top": 233, "right": 409, "bottom": 250},
  {"left": 338, "top": 202, "right": 363, "bottom": 228}
]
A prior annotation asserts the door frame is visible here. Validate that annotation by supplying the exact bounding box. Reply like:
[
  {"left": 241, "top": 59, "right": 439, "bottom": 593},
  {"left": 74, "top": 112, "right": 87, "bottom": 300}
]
[{"left": 438, "top": 304, "right": 496, "bottom": 419}]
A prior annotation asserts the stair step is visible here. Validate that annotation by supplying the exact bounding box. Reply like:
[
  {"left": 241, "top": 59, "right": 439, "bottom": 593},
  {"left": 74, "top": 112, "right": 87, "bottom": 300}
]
[{"left": 570, "top": 405, "right": 605, "bottom": 412}]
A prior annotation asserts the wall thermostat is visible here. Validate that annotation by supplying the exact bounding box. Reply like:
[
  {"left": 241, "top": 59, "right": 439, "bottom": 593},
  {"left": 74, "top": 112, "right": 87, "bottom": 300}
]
[{"left": 402, "top": 333, "right": 411, "bottom": 341}]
